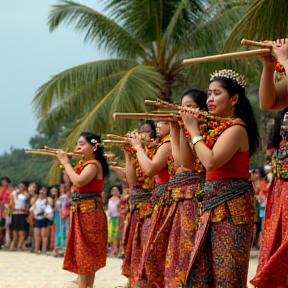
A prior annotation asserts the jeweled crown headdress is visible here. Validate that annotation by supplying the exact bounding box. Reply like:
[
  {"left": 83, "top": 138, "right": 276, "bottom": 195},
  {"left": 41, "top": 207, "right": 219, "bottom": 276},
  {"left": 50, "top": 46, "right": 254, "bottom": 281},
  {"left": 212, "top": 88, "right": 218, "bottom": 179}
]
[{"left": 210, "top": 69, "right": 246, "bottom": 88}]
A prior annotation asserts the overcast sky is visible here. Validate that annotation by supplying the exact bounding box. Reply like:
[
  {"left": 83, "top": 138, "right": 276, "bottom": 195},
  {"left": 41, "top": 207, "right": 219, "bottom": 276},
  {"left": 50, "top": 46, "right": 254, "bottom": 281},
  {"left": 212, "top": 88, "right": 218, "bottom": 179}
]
[{"left": 0, "top": 0, "right": 106, "bottom": 154}]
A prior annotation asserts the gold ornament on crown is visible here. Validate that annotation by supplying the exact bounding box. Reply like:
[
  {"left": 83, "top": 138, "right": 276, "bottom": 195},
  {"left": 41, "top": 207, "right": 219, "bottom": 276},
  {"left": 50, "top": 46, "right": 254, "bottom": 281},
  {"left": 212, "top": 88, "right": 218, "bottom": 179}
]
[{"left": 210, "top": 69, "right": 246, "bottom": 88}]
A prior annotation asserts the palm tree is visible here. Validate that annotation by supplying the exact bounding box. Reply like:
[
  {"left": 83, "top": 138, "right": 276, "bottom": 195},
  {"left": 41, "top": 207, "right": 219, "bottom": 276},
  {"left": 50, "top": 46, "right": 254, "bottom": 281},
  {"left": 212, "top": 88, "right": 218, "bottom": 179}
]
[
  {"left": 224, "top": 0, "right": 288, "bottom": 160},
  {"left": 225, "top": 0, "right": 288, "bottom": 50},
  {"left": 33, "top": 0, "right": 258, "bottom": 182}
]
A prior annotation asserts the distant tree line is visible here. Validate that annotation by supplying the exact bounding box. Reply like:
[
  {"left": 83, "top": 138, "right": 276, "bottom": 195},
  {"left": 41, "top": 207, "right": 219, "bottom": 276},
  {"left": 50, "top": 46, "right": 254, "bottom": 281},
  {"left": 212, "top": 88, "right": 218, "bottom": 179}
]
[{"left": 0, "top": 130, "right": 124, "bottom": 190}]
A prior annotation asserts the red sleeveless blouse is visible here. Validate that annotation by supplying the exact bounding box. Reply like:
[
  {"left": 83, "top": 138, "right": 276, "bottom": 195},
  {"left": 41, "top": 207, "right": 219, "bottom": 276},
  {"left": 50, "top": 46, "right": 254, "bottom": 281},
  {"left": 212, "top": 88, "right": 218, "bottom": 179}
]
[
  {"left": 206, "top": 151, "right": 250, "bottom": 180},
  {"left": 156, "top": 170, "right": 171, "bottom": 185},
  {"left": 73, "top": 160, "right": 104, "bottom": 194}
]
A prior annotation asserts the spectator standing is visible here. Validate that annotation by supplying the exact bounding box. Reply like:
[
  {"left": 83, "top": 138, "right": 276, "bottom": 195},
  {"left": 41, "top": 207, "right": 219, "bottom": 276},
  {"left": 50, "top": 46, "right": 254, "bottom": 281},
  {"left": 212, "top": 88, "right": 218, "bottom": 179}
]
[
  {"left": 33, "top": 186, "right": 51, "bottom": 254},
  {"left": 255, "top": 168, "right": 270, "bottom": 248},
  {"left": 118, "top": 188, "right": 130, "bottom": 258},
  {"left": 53, "top": 184, "right": 69, "bottom": 257},
  {"left": 10, "top": 181, "right": 29, "bottom": 251},
  {"left": 107, "top": 186, "right": 120, "bottom": 256},
  {"left": 26, "top": 182, "right": 39, "bottom": 250},
  {"left": 48, "top": 186, "right": 59, "bottom": 252},
  {"left": 0, "top": 177, "right": 11, "bottom": 248}
]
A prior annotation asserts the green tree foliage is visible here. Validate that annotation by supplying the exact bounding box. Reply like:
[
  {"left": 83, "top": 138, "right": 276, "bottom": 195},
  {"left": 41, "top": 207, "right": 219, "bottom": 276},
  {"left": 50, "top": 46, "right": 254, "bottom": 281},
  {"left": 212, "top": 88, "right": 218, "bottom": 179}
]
[
  {"left": 33, "top": 0, "right": 255, "bottom": 149},
  {"left": 0, "top": 148, "right": 54, "bottom": 187},
  {"left": 0, "top": 133, "right": 126, "bottom": 188},
  {"left": 225, "top": 0, "right": 288, "bottom": 50}
]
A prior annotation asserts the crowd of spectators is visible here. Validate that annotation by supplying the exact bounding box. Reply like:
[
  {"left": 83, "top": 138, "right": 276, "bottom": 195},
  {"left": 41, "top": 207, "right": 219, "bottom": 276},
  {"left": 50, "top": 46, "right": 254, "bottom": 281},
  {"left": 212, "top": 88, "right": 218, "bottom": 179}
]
[
  {"left": 250, "top": 166, "right": 273, "bottom": 249},
  {"left": 0, "top": 176, "right": 131, "bottom": 259},
  {"left": 0, "top": 177, "right": 70, "bottom": 257}
]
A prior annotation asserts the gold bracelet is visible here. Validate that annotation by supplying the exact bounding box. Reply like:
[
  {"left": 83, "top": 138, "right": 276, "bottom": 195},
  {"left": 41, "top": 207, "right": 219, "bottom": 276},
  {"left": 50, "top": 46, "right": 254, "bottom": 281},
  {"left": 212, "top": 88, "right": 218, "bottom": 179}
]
[
  {"left": 192, "top": 136, "right": 203, "bottom": 145},
  {"left": 133, "top": 144, "right": 142, "bottom": 150}
]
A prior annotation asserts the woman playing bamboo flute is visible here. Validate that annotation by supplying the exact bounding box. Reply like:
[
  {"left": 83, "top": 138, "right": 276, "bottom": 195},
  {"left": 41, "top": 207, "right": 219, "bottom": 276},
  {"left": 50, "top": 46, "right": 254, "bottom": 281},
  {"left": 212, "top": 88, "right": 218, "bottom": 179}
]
[
  {"left": 250, "top": 38, "right": 288, "bottom": 288},
  {"left": 129, "top": 121, "right": 171, "bottom": 288},
  {"left": 54, "top": 132, "right": 109, "bottom": 288},
  {"left": 139, "top": 88, "right": 207, "bottom": 288},
  {"left": 121, "top": 123, "right": 157, "bottom": 288},
  {"left": 182, "top": 69, "right": 259, "bottom": 288}
]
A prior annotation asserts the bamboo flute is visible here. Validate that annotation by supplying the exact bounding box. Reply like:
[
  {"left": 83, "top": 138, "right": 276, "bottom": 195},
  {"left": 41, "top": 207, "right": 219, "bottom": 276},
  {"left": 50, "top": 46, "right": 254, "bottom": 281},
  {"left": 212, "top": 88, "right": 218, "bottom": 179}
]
[
  {"left": 113, "top": 112, "right": 180, "bottom": 121},
  {"left": 182, "top": 49, "right": 271, "bottom": 65},
  {"left": 145, "top": 100, "right": 233, "bottom": 122}
]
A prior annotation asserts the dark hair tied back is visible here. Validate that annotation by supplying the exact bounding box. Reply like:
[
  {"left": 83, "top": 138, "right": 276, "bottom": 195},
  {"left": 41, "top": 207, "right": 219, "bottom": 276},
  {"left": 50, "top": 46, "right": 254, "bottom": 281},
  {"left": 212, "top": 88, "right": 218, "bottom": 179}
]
[
  {"left": 80, "top": 132, "right": 110, "bottom": 179},
  {"left": 181, "top": 88, "right": 207, "bottom": 111},
  {"left": 209, "top": 78, "right": 259, "bottom": 155}
]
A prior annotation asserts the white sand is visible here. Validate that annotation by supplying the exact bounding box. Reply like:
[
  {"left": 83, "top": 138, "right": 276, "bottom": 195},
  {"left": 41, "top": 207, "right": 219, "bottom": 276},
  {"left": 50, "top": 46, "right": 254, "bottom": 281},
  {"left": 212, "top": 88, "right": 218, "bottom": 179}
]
[
  {"left": 0, "top": 250, "right": 258, "bottom": 288},
  {"left": 0, "top": 251, "right": 127, "bottom": 288}
]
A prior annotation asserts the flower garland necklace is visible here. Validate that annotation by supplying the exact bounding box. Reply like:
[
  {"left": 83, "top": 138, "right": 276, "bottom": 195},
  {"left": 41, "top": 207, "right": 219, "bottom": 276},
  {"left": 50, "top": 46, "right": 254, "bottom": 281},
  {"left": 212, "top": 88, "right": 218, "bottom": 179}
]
[
  {"left": 203, "top": 119, "right": 235, "bottom": 149},
  {"left": 73, "top": 159, "right": 96, "bottom": 174},
  {"left": 275, "top": 62, "right": 286, "bottom": 74}
]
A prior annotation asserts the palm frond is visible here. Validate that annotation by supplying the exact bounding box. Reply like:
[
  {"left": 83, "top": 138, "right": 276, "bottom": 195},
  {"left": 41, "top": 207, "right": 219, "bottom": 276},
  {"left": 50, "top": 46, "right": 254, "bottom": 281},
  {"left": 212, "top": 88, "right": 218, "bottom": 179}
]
[
  {"left": 103, "top": 0, "right": 164, "bottom": 43},
  {"left": 32, "top": 59, "right": 137, "bottom": 118},
  {"left": 48, "top": 0, "right": 146, "bottom": 58},
  {"left": 225, "top": 0, "right": 288, "bottom": 50},
  {"left": 161, "top": 0, "right": 205, "bottom": 48},
  {"left": 170, "top": 0, "right": 258, "bottom": 89},
  {"left": 46, "top": 161, "right": 62, "bottom": 185},
  {"left": 60, "top": 65, "right": 163, "bottom": 151},
  {"left": 176, "top": 0, "right": 249, "bottom": 55},
  {"left": 46, "top": 65, "right": 162, "bottom": 183}
]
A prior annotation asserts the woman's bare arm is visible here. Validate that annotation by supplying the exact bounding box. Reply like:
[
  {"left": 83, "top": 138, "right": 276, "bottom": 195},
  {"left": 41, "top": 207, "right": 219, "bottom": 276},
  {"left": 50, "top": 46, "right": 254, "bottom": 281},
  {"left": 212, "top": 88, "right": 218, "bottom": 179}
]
[{"left": 259, "top": 39, "right": 288, "bottom": 110}]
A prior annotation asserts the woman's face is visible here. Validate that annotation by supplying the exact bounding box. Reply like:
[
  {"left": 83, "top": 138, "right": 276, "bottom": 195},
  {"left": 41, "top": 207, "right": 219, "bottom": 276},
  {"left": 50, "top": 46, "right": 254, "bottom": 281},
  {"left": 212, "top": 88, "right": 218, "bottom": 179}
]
[
  {"left": 75, "top": 136, "right": 95, "bottom": 159},
  {"left": 141, "top": 123, "right": 154, "bottom": 140},
  {"left": 111, "top": 187, "right": 120, "bottom": 197},
  {"left": 181, "top": 95, "right": 199, "bottom": 108},
  {"left": 156, "top": 121, "right": 170, "bottom": 138},
  {"left": 141, "top": 124, "right": 152, "bottom": 134},
  {"left": 28, "top": 182, "right": 37, "bottom": 194},
  {"left": 39, "top": 187, "right": 47, "bottom": 197},
  {"left": 18, "top": 182, "right": 26, "bottom": 192},
  {"left": 207, "top": 81, "right": 235, "bottom": 117},
  {"left": 50, "top": 187, "right": 58, "bottom": 197},
  {"left": 1, "top": 179, "right": 9, "bottom": 187},
  {"left": 59, "top": 184, "right": 66, "bottom": 195}
]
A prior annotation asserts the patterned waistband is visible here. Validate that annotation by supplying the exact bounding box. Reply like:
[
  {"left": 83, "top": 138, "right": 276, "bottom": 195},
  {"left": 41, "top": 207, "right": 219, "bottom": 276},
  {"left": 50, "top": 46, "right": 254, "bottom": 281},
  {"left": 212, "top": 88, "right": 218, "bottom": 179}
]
[
  {"left": 150, "top": 182, "right": 170, "bottom": 206},
  {"left": 129, "top": 188, "right": 153, "bottom": 205},
  {"left": 168, "top": 170, "right": 203, "bottom": 187},
  {"left": 199, "top": 178, "right": 253, "bottom": 212},
  {"left": 70, "top": 191, "right": 101, "bottom": 202},
  {"left": 70, "top": 197, "right": 103, "bottom": 214}
]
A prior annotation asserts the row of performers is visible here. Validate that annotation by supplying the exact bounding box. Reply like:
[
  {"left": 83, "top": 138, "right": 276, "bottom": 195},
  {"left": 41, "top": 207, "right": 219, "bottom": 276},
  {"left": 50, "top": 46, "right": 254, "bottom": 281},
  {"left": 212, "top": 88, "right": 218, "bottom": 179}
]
[
  {"left": 121, "top": 68, "right": 258, "bottom": 288},
  {"left": 54, "top": 39, "right": 288, "bottom": 288}
]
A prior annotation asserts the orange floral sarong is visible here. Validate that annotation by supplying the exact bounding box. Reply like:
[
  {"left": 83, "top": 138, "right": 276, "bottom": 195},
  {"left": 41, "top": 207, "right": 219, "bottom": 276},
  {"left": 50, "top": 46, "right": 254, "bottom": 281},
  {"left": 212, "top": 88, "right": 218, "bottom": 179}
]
[{"left": 63, "top": 196, "right": 107, "bottom": 274}]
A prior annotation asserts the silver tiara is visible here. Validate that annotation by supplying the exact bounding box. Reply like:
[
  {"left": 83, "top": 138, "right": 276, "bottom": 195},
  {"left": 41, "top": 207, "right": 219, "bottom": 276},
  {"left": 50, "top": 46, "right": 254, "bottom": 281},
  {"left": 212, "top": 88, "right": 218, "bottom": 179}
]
[{"left": 210, "top": 69, "right": 246, "bottom": 88}]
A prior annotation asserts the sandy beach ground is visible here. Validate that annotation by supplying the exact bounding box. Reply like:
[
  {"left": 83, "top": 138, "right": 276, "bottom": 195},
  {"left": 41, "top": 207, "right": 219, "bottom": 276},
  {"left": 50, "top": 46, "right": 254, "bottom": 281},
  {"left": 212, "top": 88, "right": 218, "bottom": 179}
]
[{"left": 0, "top": 250, "right": 258, "bottom": 288}]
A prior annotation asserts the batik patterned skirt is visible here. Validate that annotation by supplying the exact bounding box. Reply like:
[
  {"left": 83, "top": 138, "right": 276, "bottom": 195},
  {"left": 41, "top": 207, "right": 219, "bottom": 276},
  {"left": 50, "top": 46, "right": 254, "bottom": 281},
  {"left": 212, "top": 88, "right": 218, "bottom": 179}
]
[
  {"left": 139, "top": 182, "right": 170, "bottom": 286},
  {"left": 251, "top": 177, "right": 288, "bottom": 288},
  {"left": 164, "top": 170, "right": 203, "bottom": 288},
  {"left": 186, "top": 178, "right": 255, "bottom": 288},
  {"left": 62, "top": 195, "right": 107, "bottom": 275},
  {"left": 122, "top": 187, "right": 155, "bottom": 287},
  {"left": 140, "top": 171, "right": 202, "bottom": 288}
]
